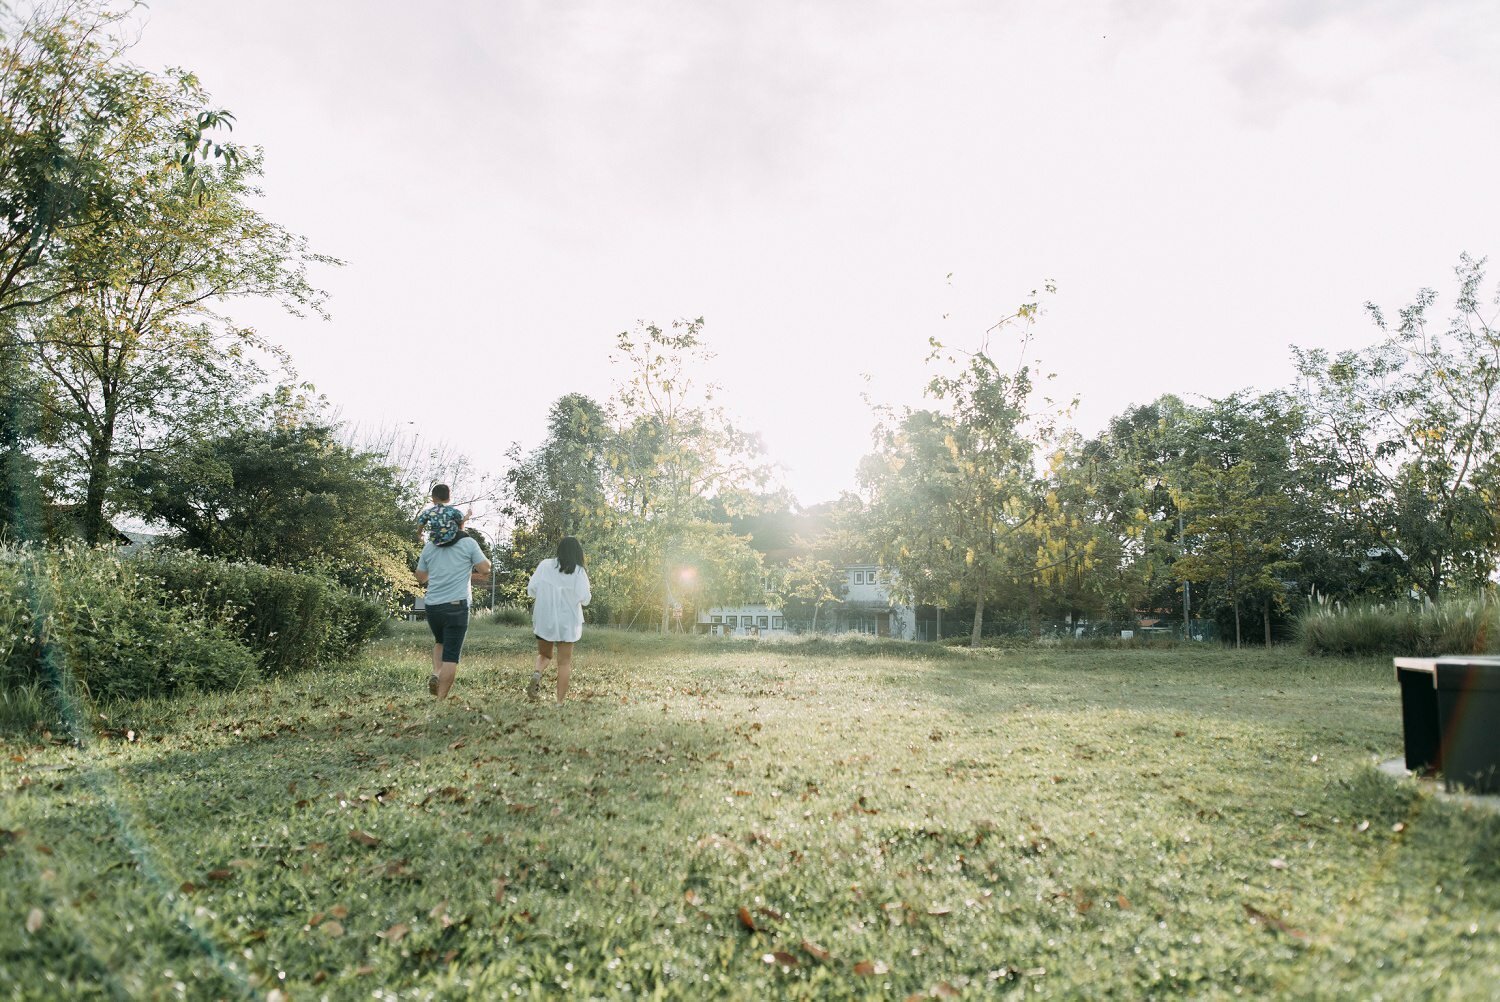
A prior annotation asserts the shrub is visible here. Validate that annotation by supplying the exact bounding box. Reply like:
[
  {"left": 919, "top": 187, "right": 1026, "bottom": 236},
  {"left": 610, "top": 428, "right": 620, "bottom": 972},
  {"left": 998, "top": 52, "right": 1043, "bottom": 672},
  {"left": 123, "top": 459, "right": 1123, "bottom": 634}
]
[
  {"left": 1299, "top": 592, "right": 1499, "bottom": 657},
  {"left": 134, "top": 549, "right": 387, "bottom": 675},
  {"left": 0, "top": 544, "right": 258, "bottom": 711},
  {"left": 491, "top": 605, "right": 530, "bottom": 627}
]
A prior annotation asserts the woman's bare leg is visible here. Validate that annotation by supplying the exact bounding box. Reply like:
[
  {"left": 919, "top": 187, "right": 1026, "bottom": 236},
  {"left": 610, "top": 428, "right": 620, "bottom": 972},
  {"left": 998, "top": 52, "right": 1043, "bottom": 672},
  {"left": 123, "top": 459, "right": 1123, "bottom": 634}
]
[
  {"left": 555, "top": 642, "right": 574, "bottom": 702},
  {"left": 529, "top": 641, "right": 550, "bottom": 700}
]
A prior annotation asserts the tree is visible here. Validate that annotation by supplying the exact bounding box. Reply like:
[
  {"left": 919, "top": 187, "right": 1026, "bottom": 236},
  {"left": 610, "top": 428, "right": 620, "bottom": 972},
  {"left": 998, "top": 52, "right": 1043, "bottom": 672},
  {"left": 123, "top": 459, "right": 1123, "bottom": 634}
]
[
  {"left": 502, "top": 392, "right": 610, "bottom": 596},
  {"left": 597, "top": 319, "right": 770, "bottom": 630},
  {"left": 1170, "top": 392, "right": 1303, "bottom": 647},
  {"left": 18, "top": 130, "right": 330, "bottom": 543},
  {"left": 1, "top": 1, "right": 240, "bottom": 538},
  {"left": 860, "top": 292, "right": 1063, "bottom": 646},
  {"left": 776, "top": 555, "right": 846, "bottom": 633},
  {"left": 1291, "top": 254, "right": 1500, "bottom": 600},
  {"left": 121, "top": 405, "right": 417, "bottom": 603}
]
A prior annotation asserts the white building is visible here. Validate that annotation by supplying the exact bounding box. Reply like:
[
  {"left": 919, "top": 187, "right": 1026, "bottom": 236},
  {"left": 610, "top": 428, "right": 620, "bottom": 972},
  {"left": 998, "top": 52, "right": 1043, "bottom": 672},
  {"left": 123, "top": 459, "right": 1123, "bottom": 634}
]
[{"left": 698, "top": 563, "right": 918, "bottom": 640}]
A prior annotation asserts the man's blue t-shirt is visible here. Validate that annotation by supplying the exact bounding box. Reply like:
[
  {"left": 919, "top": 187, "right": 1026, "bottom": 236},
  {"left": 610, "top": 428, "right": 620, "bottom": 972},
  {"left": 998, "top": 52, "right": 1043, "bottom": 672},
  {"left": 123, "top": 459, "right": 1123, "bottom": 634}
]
[{"left": 417, "top": 536, "right": 486, "bottom": 605}]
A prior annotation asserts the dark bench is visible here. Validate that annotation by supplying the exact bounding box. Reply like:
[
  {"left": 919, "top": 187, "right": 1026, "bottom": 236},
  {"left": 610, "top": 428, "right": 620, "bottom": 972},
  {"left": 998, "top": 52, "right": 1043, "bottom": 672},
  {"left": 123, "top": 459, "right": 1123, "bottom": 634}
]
[{"left": 1394, "top": 656, "right": 1500, "bottom": 794}]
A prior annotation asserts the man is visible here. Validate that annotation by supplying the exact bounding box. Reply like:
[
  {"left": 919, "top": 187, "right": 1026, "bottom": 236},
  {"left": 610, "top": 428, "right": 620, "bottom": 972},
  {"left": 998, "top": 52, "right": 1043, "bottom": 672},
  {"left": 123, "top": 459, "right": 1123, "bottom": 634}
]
[{"left": 415, "top": 528, "right": 491, "bottom": 699}]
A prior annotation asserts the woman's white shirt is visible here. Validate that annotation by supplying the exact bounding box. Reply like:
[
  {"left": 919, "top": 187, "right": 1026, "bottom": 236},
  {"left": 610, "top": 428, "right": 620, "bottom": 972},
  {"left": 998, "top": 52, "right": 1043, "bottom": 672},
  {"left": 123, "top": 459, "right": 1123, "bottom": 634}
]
[{"left": 527, "top": 559, "right": 592, "bottom": 642}]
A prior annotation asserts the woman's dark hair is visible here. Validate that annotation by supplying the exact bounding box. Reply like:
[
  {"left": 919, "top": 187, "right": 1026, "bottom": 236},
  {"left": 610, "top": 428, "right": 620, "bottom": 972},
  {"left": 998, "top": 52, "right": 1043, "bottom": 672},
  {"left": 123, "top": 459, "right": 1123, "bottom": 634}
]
[{"left": 556, "top": 536, "right": 584, "bottom": 574}]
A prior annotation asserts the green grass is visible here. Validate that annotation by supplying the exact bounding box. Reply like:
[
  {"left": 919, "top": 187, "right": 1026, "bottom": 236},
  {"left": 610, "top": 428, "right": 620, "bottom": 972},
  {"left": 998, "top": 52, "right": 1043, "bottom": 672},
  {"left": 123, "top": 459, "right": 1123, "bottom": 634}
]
[{"left": 3, "top": 624, "right": 1498, "bottom": 1000}]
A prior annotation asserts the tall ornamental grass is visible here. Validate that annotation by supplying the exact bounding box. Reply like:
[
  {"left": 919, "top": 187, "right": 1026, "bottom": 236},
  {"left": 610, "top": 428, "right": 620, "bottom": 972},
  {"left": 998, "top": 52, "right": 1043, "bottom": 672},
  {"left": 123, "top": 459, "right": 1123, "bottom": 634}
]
[{"left": 1298, "top": 591, "right": 1499, "bottom": 656}]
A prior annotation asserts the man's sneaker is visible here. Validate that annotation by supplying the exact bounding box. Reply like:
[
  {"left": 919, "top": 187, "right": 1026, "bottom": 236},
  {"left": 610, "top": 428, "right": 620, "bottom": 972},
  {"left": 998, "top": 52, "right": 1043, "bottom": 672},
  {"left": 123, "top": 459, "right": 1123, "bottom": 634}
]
[
  {"left": 427, "top": 673, "right": 440, "bottom": 696},
  {"left": 526, "top": 672, "right": 541, "bottom": 701}
]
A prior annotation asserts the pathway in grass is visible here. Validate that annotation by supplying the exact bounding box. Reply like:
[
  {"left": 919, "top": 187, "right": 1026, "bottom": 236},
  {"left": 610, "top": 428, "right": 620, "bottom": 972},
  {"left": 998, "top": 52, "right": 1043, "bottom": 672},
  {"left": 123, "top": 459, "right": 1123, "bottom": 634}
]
[{"left": 3, "top": 625, "right": 1499, "bottom": 999}]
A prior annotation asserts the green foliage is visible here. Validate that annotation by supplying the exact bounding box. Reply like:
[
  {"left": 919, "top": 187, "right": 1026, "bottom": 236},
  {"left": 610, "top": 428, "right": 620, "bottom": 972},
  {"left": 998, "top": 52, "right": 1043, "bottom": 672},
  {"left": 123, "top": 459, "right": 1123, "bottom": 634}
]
[
  {"left": 122, "top": 410, "right": 418, "bottom": 603},
  {"left": 860, "top": 290, "right": 1066, "bottom": 645},
  {"left": 2, "top": 1, "right": 334, "bottom": 545},
  {"left": 1299, "top": 591, "right": 1499, "bottom": 657},
  {"left": 504, "top": 324, "right": 771, "bottom": 629},
  {"left": 134, "top": 549, "right": 387, "bottom": 676},
  {"left": 1291, "top": 254, "right": 1500, "bottom": 600},
  {"left": 0, "top": 543, "right": 257, "bottom": 713}
]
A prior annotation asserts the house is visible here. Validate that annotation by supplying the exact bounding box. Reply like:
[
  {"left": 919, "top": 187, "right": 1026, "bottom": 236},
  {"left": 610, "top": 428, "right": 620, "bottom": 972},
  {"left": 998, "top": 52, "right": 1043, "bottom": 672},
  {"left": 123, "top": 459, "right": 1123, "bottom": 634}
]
[{"left": 697, "top": 563, "right": 919, "bottom": 640}]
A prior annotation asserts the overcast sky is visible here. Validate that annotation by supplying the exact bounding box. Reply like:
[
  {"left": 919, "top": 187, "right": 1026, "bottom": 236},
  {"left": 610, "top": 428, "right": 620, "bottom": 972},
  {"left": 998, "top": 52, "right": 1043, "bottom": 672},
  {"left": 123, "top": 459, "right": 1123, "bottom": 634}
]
[{"left": 127, "top": 0, "right": 1500, "bottom": 512}]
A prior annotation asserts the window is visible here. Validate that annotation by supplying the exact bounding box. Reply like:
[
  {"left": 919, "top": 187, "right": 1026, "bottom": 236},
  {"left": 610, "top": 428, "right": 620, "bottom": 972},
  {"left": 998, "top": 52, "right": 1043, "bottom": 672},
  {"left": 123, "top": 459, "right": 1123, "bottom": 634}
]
[
  {"left": 870, "top": 570, "right": 879, "bottom": 584},
  {"left": 712, "top": 615, "right": 722, "bottom": 624},
  {"left": 757, "top": 616, "right": 769, "bottom": 629},
  {"left": 772, "top": 616, "right": 784, "bottom": 630},
  {"left": 852, "top": 570, "right": 865, "bottom": 584}
]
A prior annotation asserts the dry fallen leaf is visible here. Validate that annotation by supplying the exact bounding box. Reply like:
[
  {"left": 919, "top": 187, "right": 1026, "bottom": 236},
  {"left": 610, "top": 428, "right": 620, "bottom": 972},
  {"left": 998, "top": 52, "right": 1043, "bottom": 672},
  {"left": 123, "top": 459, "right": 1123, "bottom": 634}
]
[
  {"left": 762, "top": 951, "right": 799, "bottom": 968},
  {"left": 737, "top": 906, "right": 757, "bottom": 932},
  {"left": 322, "top": 920, "right": 345, "bottom": 938},
  {"left": 329, "top": 904, "right": 349, "bottom": 919},
  {"left": 1268, "top": 858, "right": 1288, "bottom": 870},
  {"left": 379, "top": 922, "right": 409, "bottom": 944},
  {"left": 349, "top": 829, "right": 380, "bottom": 848},
  {"left": 1244, "top": 903, "right": 1307, "bottom": 939},
  {"left": 26, "top": 908, "right": 44, "bottom": 933},
  {"left": 206, "top": 868, "right": 234, "bottom": 882},
  {"left": 854, "top": 959, "right": 889, "bottom": 976},
  {"left": 800, "top": 939, "right": 830, "bottom": 962}
]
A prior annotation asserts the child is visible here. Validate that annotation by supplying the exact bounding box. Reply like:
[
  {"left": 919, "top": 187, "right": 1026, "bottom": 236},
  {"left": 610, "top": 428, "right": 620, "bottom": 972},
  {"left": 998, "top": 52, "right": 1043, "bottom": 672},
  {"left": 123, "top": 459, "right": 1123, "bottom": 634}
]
[
  {"left": 526, "top": 536, "right": 591, "bottom": 702},
  {"left": 418, "top": 483, "right": 467, "bottom": 547}
]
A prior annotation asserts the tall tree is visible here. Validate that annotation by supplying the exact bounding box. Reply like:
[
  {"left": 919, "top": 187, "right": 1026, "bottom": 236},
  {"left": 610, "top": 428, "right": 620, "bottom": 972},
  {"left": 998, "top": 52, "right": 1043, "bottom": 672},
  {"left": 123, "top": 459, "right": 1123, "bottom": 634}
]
[
  {"left": 1291, "top": 254, "right": 1500, "bottom": 600},
  {"left": 598, "top": 318, "right": 770, "bottom": 630},
  {"left": 19, "top": 135, "right": 330, "bottom": 543},
  {"left": 1170, "top": 392, "right": 1303, "bottom": 647},
  {"left": 860, "top": 293, "right": 1063, "bottom": 646},
  {"left": 502, "top": 392, "right": 610, "bottom": 592},
  {"left": 1, "top": 1, "right": 238, "bottom": 537}
]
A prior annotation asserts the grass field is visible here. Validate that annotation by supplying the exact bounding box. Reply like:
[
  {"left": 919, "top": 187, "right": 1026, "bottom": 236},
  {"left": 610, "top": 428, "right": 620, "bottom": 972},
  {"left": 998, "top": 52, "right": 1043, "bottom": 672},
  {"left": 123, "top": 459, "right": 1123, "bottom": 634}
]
[{"left": 3, "top": 623, "right": 1498, "bottom": 1000}]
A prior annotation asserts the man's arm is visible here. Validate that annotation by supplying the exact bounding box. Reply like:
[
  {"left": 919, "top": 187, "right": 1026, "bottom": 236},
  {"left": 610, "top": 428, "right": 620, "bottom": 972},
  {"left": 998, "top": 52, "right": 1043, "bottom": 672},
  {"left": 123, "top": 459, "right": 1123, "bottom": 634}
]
[{"left": 416, "top": 569, "right": 430, "bottom": 585}]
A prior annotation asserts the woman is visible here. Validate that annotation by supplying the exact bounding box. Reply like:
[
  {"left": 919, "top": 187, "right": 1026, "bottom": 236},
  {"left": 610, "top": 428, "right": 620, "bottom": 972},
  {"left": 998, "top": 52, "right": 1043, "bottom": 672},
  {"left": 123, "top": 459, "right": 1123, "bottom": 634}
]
[{"left": 526, "top": 536, "right": 591, "bottom": 702}]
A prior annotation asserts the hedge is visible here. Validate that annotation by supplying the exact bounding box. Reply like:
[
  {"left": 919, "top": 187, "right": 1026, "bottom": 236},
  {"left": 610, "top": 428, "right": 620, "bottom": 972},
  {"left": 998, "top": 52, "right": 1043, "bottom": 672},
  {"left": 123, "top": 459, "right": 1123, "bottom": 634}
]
[
  {"left": 0, "top": 544, "right": 256, "bottom": 705},
  {"left": 132, "top": 549, "right": 388, "bottom": 675},
  {"left": 1, "top": 545, "right": 389, "bottom": 724}
]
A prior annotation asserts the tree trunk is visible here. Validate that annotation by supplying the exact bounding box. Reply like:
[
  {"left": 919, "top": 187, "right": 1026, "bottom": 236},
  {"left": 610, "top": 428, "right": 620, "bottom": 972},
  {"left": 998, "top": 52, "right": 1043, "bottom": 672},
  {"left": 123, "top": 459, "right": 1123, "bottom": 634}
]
[
  {"left": 660, "top": 571, "right": 671, "bottom": 634},
  {"left": 1263, "top": 597, "right": 1271, "bottom": 647},
  {"left": 1028, "top": 582, "right": 1041, "bottom": 640},
  {"left": 811, "top": 604, "right": 819, "bottom": 634},
  {"left": 1229, "top": 572, "right": 1241, "bottom": 648},
  {"left": 82, "top": 428, "right": 114, "bottom": 545},
  {"left": 970, "top": 595, "right": 984, "bottom": 648}
]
